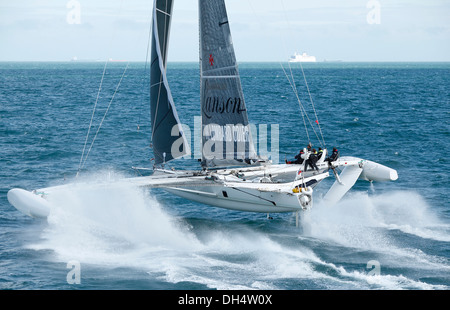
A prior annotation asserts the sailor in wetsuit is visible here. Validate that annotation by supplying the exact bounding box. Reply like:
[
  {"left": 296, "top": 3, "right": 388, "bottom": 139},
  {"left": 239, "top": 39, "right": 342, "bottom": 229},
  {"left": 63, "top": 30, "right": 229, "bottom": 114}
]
[
  {"left": 286, "top": 149, "right": 305, "bottom": 164},
  {"left": 294, "top": 150, "right": 304, "bottom": 164},
  {"left": 305, "top": 148, "right": 319, "bottom": 171},
  {"left": 317, "top": 147, "right": 325, "bottom": 160},
  {"left": 326, "top": 147, "right": 340, "bottom": 164}
]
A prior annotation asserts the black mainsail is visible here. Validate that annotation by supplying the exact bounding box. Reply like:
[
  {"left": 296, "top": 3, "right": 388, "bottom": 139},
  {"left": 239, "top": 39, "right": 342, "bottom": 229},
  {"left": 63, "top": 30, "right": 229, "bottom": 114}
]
[
  {"left": 199, "top": 0, "right": 258, "bottom": 167},
  {"left": 150, "top": 0, "right": 189, "bottom": 165}
]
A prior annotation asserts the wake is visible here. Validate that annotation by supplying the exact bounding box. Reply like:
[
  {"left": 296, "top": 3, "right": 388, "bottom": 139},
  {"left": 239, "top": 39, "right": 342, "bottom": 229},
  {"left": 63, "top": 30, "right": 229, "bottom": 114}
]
[
  {"left": 24, "top": 173, "right": 449, "bottom": 289},
  {"left": 305, "top": 190, "right": 450, "bottom": 243}
]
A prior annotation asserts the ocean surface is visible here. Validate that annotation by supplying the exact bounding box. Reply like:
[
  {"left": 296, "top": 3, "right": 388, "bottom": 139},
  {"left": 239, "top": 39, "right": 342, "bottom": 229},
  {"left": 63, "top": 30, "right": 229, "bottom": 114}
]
[{"left": 0, "top": 61, "right": 449, "bottom": 290}]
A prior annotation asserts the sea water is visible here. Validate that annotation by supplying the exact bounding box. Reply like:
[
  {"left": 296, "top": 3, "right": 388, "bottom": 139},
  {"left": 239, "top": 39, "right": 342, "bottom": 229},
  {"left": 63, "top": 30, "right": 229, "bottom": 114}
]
[{"left": 0, "top": 62, "right": 449, "bottom": 290}]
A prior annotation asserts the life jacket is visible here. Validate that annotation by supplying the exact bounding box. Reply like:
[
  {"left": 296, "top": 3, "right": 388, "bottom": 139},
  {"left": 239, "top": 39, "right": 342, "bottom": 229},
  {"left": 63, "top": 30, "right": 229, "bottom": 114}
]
[
  {"left": 310, "top": 152, "right": 318, "bottom": 163},
  {"left": 318, "top": 149, "right": 323, "bottom": 158}
]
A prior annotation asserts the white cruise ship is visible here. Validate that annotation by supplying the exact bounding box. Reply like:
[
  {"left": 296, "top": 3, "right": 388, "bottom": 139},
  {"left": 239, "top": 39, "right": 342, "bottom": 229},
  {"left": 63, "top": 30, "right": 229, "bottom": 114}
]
[{"left": 289, "top": 52, "right": 317, "bottom": 63}]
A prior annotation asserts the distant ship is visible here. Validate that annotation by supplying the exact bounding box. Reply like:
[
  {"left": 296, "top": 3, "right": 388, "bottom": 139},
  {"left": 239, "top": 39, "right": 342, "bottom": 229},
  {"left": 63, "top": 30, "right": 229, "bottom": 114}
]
[{"left": 289, "top": 52, "right": 317, "bottom": 63}]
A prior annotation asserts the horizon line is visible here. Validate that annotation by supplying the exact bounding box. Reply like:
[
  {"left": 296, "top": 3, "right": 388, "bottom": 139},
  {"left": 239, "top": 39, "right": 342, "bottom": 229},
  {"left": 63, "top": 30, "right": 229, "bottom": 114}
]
[{"left": 1, "top": 60, "right": 450, "bottom": 63}]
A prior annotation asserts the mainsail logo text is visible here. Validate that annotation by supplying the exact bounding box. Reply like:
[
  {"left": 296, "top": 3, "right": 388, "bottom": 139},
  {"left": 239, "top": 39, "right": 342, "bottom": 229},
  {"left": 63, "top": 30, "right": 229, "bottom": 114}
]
[
  {"left": 170, "top": 116, "right": 279, "bottom": 164},
  {"left": 203, "top": 97, "right": 246, "bottom": 119}
]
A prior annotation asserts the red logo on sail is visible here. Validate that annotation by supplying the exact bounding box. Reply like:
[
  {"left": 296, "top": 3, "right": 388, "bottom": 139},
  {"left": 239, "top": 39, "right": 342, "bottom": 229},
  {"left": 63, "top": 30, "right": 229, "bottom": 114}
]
[{"left": 209, "top": 54, "right": 214, "bottom": 66}]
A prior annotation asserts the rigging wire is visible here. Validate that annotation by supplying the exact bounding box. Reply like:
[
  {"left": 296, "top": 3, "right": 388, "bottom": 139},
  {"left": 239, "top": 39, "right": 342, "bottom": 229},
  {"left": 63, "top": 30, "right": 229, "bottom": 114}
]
[
  {"left": 76, "top": 0, "right": 129, "bottom": 176},
  {"left": 138, "top": 10, "right": 154, "bottom": 133},
  {"left": 279, "top": 0, "right": 326, "bottom": 149},
  {"left": 284, "top": 63, "right": 324, "bottom": 147},
  {"left": 297, "top": 62, "right": 326, "bottom": 147},
  {"left": 280, "top": 63, "right": 310, "bottom": 143},
  {"left": 78, "top": 62, "right": 130, "bottom": 173},
  {"left": 77, "top": 60, "right": 108, "bottom": 176},
  {"left": 280, "top": 63, "right": 323, "bottom": 148}
]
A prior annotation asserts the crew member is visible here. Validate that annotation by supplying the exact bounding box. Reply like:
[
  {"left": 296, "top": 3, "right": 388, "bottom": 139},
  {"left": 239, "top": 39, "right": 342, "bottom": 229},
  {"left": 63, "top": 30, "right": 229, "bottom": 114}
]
[
  {"left": 305, "top": 148, "right": 319, "bottom": 171},
  {"left": 294, "top": 150, "right": 304, "bottom": 164},
  {"left": 286, "top": 149, "right": 305, "bottom": 164},
  {"left": 318, "top": 147, "right": 324, "bottom": 160},
  {"left": 326, "top": 147, "right": 340, "bottom": 164}
]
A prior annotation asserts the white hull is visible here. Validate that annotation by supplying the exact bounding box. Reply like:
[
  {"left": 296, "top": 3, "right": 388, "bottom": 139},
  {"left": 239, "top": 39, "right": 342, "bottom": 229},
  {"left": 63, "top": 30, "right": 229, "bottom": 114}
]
[
  {"left": 7, "top": 157, "right": 397, "bottom": 219},
  {"left": 148, "top": 165, "right": 327, "bottom": 213},
  {"left": 289, "top": 52, "right": 317, "bottom": 63},
  {"left": 289, "top": 58, "right": 316, "bottom": 63},
  {"left": 164, "top": 186, "right": 302, "bottom": 213},
  {"left": 7, "top": 188, "right": 51, "bottom": 219}
]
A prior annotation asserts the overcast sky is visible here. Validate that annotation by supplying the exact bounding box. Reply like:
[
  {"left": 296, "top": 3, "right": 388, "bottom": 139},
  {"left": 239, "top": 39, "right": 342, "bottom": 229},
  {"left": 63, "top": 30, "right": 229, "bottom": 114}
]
[{"left": 1, "top": 0, "right": 449, "bottom": 62}]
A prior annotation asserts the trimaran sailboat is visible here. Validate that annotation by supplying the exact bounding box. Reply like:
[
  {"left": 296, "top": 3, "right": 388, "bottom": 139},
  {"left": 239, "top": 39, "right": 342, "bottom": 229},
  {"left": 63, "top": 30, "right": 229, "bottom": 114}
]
[{"left": 7, "top": 0, "right": 397, "bottom": 226}]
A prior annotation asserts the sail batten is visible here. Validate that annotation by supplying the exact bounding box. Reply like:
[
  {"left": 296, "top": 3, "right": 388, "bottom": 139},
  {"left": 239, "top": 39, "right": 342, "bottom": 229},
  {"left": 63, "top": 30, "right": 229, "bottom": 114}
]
[
  {"left": 150, "top": 0, "right": 190, "bottom": 165},
  {"left": 202, "top": 65, "right": 239, "bottom": 74},
  {"left": 156, "top": 8, "right": 171, "bottom": 16},
  {"left": 202, "top": 75, "right": 240, "bottom": 79}
]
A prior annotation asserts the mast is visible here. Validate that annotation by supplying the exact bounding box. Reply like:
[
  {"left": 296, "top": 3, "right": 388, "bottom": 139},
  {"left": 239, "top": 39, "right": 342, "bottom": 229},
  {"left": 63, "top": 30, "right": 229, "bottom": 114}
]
[
  {"left": 199, "top": 0, "right": 258, "bottom": 168},
  {"left": 150, "top": 0, "right": 190, "bottom": 165}
]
